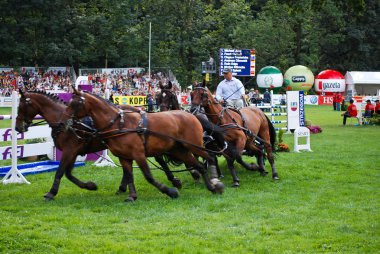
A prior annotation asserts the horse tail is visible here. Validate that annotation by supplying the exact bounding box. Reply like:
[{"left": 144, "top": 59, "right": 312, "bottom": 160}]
[
  {"left": 264, "top": 114, "right": 277, "bottom": 150},
  {"left": 195, "top": 114, "right": 226, "bottom": 149}
]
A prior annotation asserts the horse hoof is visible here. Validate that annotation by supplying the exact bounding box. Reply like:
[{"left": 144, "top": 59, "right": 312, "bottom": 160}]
[
  {"left": 249, "top": 164, "right": 260, "bottom": 171},
  {"left": 44, "top": 192, "right": 55, "bottom": 201},
  {"left": 124, "top": 196, "right": 137, "bottom": 203},
  {"left": 214, "top": 182, "right": 224, "bottom": 194},
  {"left": 211, "top": 178, "right": 224, "bottom": 194},
  {"left": 190, "top": 170, "right": 201, "bottom": 182},
  {"left": 260, "top": 171, "right": 269, "bottom": 176},
  {"left": 167, "top": 188, "right": 179, "bottom": 199},
  {"left": 273, "top": 175, "right": 280, "bottom": 180},
  {"left": 86, "top": 181, "right": 98, "bottom": 191},
  {"left": 172, "top": 178, "right": 182, "bottom": 189},
  {"left": 231, "top": 182, "right": 240, "bottom": 188}
]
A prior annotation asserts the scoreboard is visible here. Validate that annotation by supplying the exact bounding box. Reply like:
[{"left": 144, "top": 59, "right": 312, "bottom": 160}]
[{"left": 219, "top": 49, "right": 256, "bottom": 76}]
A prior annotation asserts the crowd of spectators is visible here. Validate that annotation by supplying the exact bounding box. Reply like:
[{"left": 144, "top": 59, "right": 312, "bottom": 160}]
[
  {"left": 82, "top": 70, "right": 180, "bottom": 99},
  {"left": 0, "top": 68, "right": 186, "bottom": 102},
  {"left": 0, "top": 68, "right": 73, "bottom": 96}
]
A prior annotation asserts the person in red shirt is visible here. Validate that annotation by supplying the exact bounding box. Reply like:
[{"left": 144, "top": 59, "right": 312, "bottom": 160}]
[
  {"left": 375, "top": 100, "right": 380, "bottom": 114},
  {"left": 342, "top": 99, "right": 357, "bottom": 125},
  {"left": 335, "top": 93, "right": 343, "bottom": 111},
  {"left": 364, "top": 99, "right": 375, "bottom": 117}
]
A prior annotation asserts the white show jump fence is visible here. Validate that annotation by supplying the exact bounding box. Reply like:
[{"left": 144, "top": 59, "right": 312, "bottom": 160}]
[
  {"left": 256, "top": 91, "right": 288, "bottom": 131},
  {"left": 0, "top": 91, "right": 54, "bottom": 184}
]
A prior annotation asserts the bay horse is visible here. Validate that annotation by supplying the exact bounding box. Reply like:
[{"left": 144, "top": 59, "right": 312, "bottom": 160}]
[
  {"left": 190, "top": 83, "right": 279, "bottom": 187},
  {"left": 15, "top": 90, "right": 184, "bottom": 201},
  {"left": 155, "top": 81, "right": 226, "bottom": 177},
  {"left": 66, "top": 89, "right": 224, "bottom": 199}
]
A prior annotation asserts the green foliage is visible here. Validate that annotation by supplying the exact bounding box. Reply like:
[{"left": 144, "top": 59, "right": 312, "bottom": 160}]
[
  {"left": 368, "top": 113, "right": 380, "bottom": 125},
  {"left": 278, "top": 129, "right": 285, "bottom": 143},
  {"left": 0, "top": 0, "right": 379, "bottom": 86}
]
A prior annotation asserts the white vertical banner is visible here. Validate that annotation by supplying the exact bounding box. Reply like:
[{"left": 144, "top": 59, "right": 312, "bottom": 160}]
[{"left": 286, "top": 91, "right": 305, "bottom": 131}]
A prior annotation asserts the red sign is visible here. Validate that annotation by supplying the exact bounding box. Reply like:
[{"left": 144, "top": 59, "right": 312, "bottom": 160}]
[
  {"left": 318, "top": 96, "right": 334, "bottom": 105},
  {"left": 181, "top": 95, "right": 189, "bottom": 105}
]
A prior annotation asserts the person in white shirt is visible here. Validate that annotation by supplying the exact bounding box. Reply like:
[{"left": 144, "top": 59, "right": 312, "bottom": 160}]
[{"left": 215, "top": 68, "right": 245, "bottom": 109}]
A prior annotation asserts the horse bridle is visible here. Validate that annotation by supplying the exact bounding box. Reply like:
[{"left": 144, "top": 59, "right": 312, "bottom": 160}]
[
  {"left": 159, "top": 89, "right": 177, "bottom": 111},
  {"left": 190, "top": 87, "right": 217, "bottom": 115},
  {"left": 18, "top": 93, "right": 47, "bottom": 129},
  {"left": 70, "top": 92, "right": 125, "bottom": 132}
]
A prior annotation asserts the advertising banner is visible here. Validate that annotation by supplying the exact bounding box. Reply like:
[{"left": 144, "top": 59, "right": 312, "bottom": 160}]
[
  {"left": 315, "top": 79, "right": 345, "bottom": 93},
  {"left": 287, "top": 91, "right": 305, "bottom": 130},
  {"left": 113, "top": 96, "right": 147, "bottom": 106},
  {"left": 304, "top": 95, "right": 319, "bottom": 105},
  {"left": 318, "top": 96, "right": 334, "bottom": 105}
]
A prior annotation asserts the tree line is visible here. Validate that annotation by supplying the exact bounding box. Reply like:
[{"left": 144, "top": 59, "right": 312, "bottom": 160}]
[{"left": 0, "top": 0, "right": 378, "bottom": 89}]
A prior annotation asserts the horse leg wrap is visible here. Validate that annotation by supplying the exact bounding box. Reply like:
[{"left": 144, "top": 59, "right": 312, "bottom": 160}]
[{"left": 208, "top": 165, "right": 219, "bottom": 179}]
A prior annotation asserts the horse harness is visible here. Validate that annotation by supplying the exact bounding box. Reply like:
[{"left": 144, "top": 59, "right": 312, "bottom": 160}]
[
  {"left": 19, "top": 93, "right": 82, "bottom": 141},
  {"left": 219, "top": 107, "right": 266, "bottom": 149},
  {"left": 193, "top": 86, "right": 267, "bottom": 149},
  {"left": 69, "top": 96, "right": 226, "bottom": 155}
]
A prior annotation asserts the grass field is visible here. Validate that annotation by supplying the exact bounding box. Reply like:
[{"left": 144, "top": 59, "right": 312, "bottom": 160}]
[{"left": 0, "top": 105, "right": 379, "bottom": 253}]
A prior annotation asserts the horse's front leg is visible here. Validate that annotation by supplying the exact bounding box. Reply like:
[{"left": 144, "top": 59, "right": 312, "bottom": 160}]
[
  {"left": 257, "top": 152, "right": 268, "bottom": 176},
  {"left": 134, "top": 156, "right": 179, "bottom": 199},
  {"left": 44, "top": 151, "right": 97, "bottom": 200},
  {"left": 236, "top": 154, "right": 260, "bottom": 171},
  {"left": 226, "top": 157, "right": 240, "bottom": 187},
  {"left": 154, "top": 156, "right": 182, "bottom": 189},
  {"left": 118, "top": 158, "right": 138, "bottom": 202},
  {"left": 224, "top": 146, "right": 240, "bottom": 187},
  {"left": 170, "top": 149, "right": 224, "bottom": 194}
]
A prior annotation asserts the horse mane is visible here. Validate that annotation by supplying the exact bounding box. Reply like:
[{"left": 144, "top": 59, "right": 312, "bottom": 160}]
[
  {"left": 28, "top": 89, "right": 68, "bottom": 105},
  {"left": 83, "top": 91, "right": 119, "bottom": 110}
]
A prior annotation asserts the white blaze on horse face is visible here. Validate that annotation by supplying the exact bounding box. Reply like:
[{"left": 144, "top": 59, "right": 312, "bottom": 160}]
[{"left": 162, "top": 92, "right": 166, "bottom": 98}]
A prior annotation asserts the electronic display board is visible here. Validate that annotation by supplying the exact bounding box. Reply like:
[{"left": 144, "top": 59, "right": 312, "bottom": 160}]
[{"left": 219, "top": 49, "right": 256, "bottom": 76}]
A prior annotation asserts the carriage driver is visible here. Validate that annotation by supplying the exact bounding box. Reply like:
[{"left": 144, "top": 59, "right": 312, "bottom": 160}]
[{"left": 215, "top": 68, "right": 246, "bottom": 109}]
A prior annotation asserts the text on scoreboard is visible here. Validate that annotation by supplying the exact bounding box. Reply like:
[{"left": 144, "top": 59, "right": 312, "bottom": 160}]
[{"left": 219, "top": 49, "right": 256, "bottom": 76}]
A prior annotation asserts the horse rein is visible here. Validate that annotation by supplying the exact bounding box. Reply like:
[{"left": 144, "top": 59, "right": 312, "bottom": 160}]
[
  {"left": 191, "top": 87, "right": 270, "bottom": 148},
  {"left": 19, "top": 94, "right": 48, "bottom": 128},
  {"left": 70, "top": 92, "right": 227, "bottom": 155}
]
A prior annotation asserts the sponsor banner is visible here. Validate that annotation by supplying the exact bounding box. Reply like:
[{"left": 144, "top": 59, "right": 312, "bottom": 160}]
[
  {"left": 0, "top": 125, "right": 51, "bottom": 142},
  {"left": 47, "top": 66, "right": 69, "bottom": 73},
  {"left": 305, "top": 95, "right": 319, "bottom": 105},
  {"left": 299, "top": 91, "right": 305, "bottom": 127},
  {"left": 0, "top": 142, "right": 54, "bottom": 160},
  {"left": 113, "top": 96, "right": 147, "bottom": 106},
  {"left": 101, "top": 68, "right": 145, "bottom": 75},
  {"left": 181, "top": 95, "right": 189, "bottom": 105},
  {"left": 287, "top": 91, "right": 305, "bottom": 130},
  {"left": 314, "top": 78, "right": 345, "bottom": 93},
  {"left": 292, "top": 76, "right": 306, "bottom": 83},
  {"left": 318, "top": 96, "right": 334, "bottom": 105},
  {"left": 21, "top": 67, "right": 38, "bottom": 74},
  {"left": 0, "top": 97, "right": 14, "bottom": 107},
  {"left": 0, "top": 67, "right": 13, "bottom": 72}
]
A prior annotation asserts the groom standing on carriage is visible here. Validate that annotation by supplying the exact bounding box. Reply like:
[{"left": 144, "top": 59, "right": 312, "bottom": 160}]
[{"left": 215, "top": 68, "right": 246, "bottom": 109}]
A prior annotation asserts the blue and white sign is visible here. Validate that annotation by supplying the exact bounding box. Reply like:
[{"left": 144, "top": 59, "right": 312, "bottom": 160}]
[
  {"left": 219, "top": 49, "right": 256, "bottom": 76},
  {"left": 287, "top": 91, "right": 305, "bottom": 131}
]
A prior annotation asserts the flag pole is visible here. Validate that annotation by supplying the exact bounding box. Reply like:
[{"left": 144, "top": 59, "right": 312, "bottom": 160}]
[{"left": 148, "top": 22, "right": 151, "bottom": 80}]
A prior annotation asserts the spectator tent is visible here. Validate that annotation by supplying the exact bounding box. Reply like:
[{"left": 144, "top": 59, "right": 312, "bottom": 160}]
[{"left": 345, "top": 71, "right": 380, "bottom": 96}]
